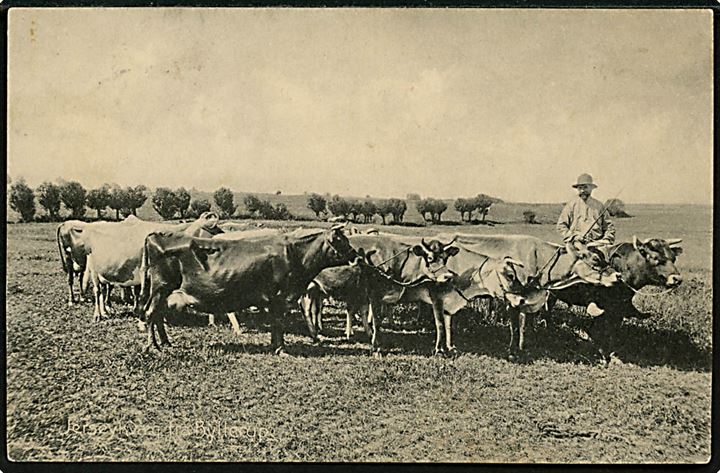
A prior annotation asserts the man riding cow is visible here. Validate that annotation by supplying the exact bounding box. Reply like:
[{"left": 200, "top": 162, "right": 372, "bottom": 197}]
[{"left": 556, "top": 173, "right": 616, "bottom": 316}]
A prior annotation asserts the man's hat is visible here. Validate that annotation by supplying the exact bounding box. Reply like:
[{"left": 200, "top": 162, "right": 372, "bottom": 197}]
[{"left": 572, "top": 173, "right": 597, "bottom": 189}]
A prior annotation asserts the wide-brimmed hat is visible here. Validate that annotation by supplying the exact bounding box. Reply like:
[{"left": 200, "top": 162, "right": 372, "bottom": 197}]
[{"left": 572, "top": 173, "right": 597, "bottom": 189}]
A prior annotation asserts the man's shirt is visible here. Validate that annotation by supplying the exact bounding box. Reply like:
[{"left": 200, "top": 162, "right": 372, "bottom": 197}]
[{"left": 556, "top": 196, "right": 615, "bottom": 244}]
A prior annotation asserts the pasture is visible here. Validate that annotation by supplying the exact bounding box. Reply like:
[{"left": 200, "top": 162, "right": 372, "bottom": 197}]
[{"left": 5, "top": 204, "right": 712, "bottom": 463}]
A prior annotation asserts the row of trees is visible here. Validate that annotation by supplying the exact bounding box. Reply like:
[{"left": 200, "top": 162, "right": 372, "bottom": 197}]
[
  {"left": 9, "top": 179, "right": 151, "bottom": 222},
  {"left": 306, "top": 194, "right": 407, "bottom": 225},
  {"left": 7, "top": 179, "right": 243, "bottom": 222}
]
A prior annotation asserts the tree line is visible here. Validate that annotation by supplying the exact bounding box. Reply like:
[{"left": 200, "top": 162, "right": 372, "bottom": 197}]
[
  {"left": 7, "top": 179, "right": 242, "bottom": 222},
  {"left": 8, "top": 177, "right": 630, "bottom": 224}
]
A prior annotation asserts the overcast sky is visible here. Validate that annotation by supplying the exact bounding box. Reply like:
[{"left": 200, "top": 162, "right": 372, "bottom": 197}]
[{"left": 7, "top": 8, "right": 712, "bottom": 204}]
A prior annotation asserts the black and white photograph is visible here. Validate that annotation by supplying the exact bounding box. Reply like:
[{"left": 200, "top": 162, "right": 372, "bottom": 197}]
[{"left": 5, "top": 6, "right": 714, "bottom": 464}]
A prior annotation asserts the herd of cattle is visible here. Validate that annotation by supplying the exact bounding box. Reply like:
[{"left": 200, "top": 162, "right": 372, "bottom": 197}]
[{"left": 56, "top": 212, "right": 684, "bottom": 360}]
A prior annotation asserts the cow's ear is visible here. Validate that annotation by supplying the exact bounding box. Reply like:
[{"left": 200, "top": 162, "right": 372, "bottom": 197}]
[
  {"left": 411, "top": 245, "right": 426, "bottom": 257},
  {"left": 671, "top": 247, "right": 683, "bottom": 257},
  {"left": 364, "top": 249, "right": 377, "bottom": 263},
  {"left": 446, "top": 246, "right": 460, "bottom": 257}
]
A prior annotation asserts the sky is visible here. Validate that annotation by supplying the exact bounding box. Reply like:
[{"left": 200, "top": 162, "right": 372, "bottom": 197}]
[{"left": 7, "top": 8, "right": 713, "bottom": 204}]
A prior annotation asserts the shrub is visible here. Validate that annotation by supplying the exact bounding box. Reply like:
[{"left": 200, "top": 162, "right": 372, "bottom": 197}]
[
  {"left": 188, "top": 199, "right": 212, "bottom": 218},
  {"left": 175, "top": 187, "right": 191, "bottom": 219},
  {"left": 522, "top": 210, "right": 538, "bottom": 224},
  {"left": 214, "top": 187, "right": 237, "bottom": 219}
]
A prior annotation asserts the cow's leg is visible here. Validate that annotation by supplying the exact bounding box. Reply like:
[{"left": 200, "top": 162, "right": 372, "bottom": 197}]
[
  {"left": 143, "top": 293, "right": 167, "bottom": 351},
  {"left": 300, "top": 288, "right": 320, "bottom": 342},
  {"left": 507, "top": 307, "right": 519, "bottom": 356},
  {"left": 67, "top": 269, "right": 76, "bottom": 307},
  {"left": 131, "top": 286, "right": 142, "bottom": 316},
  {"left": 208, "top": 313, "right": 216, "bottom": 327},
  {"left": 92, "top": 280, "right": 102, "bottom": 322},
  {"left": 443, "top": 312, "right": 456, "bottom": 354},
  {"left": 361, "top": 304, "right": 372, "bottom": 340},
  {"left": 227, "top": 312, "right": 242, "bottom": 336},
  {"left": 369, "top": 300, "right": 383, "bottom": 358},
  {"left": 77, "top": 268, "right": 86, "bottom": 303},
  {"left": 430, "top": 300, "right": 445, "bottom": 356},
  {"left": 269, "top": 300, "right": 287, "bottom": 355},
  {"left": 518, "top": 311, "right": 527, "bottom": 351},
  {"left": 345, "top": 309, "right": 354, "bottom": 340}
]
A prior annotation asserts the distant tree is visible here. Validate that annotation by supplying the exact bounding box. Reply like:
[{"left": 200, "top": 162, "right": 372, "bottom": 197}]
[
  {"left": 86, "top": 185, "right": 112, "bottom": 220},
  {"left": 388, "top": 198, "right": 407, "bottom": 224},
  {"left": 406, "top": 193, "right": 421, "bottom": 201},
  {"left": 361, "top": 200, "right": 377, "bottom": 224},
  {"left": 271, "top": 202, "right": 292, "bottom": 220},
  {"left": 108, "top": 185, "right": 128, "bottom": 220},
  {"left": 189, "top": 199, "right": 212, "bottom": 218},
  {"left": 415, "top": 199, "right": 431, "bottom": 222},
  {"left": 605, "top": 198, "right": 631, "bottom": 218},
  {"left": 327, "top": 195, "right": 351, "bottom": 219},
  {"left": 175, "top": 187, "right": 191, "bottom": 219},
  {"left": 9, "top": 179, "right": 36, "bottom": 222},
  {"left": 306, "top": 193, "right": 328, "bottom": 219},
  {"left": 275, "top": 190, "right": 282, "bottom": 195},
  {"left": 152, "top": 187, "right": 179, "bottom": 220},
  {"left": 59, "top": 181, "right": 87, "bottom": 219},
  {"left": 347, "top": 199, "right": 362, "bottom": 222},
  {"left": 376, "top": 199, "right": 394, "bottom": 225},
  {"left": 454, "top": 198, "right": 474, "bottom": 222},
  {"left": 36, "top": 181, "right": 62, "bottom": 220},
  {"left": 522, "top": 210, "right": 538, "bottom": 224},
  {"left": 214, "top": 187, "right": 237, "bottom": 219},
  {"left": 472, "top": 194, "right": 494, "bottom": 222},
  {"left": 124, "top": 185, "right": 148, "bottom": 216},
  {"left": 243, "top": 194, "right": 273, "bottom": 218},
  {"left": 429, "top": 199, "right": 447, "bottom": 224}
]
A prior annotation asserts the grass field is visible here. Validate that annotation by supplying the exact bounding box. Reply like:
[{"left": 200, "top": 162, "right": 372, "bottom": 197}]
[{"left": 5, "top": 203, "right": 712, "bottom": 463}]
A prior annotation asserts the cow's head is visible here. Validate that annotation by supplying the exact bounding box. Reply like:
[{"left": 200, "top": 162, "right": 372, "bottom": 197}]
[
  {"left": 412, "top": 238, "right": 460, "bottom": 283},
  {"left": 324, "top": 224, "right": 356, "bottom": 264},
  {"left": 628, "top": 236, "right": 683, "bottom": 288},
  {"left": 488, "top": 257, "right": 543, "bottom": 309}
]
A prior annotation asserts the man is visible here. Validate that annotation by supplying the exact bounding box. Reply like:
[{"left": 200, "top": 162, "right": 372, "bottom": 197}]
[
  {"left": 557, "top": 173, "right": 616, "bottom": 316},
  {"left": 557, "top": 173, "right": 615, "bottom": 261}
]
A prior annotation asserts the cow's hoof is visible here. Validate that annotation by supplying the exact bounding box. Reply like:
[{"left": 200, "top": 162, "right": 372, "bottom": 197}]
[
  {"left": 68, "top": 301, "right": 74, "bottom": 307},
  {"left": 372, "top": 351, "right": 384, "bottom": 359},
  {"left": 447, "top": 346, "right": 460, "bottom": 357},
  {"left": 137, "top": 320, "right": 147, "bottom": 332},
  {"left": 274, "top": 346, "right": 289, "bottom": 356}
]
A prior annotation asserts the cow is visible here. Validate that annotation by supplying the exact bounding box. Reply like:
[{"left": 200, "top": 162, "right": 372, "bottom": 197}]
[
  {"left": 139, "top": 225, "right": 356, "bottom": 353},
  {"left": 57, "top": 219, "right": 90, "bottom": 306},
  {"left": 300, "top": 238, "right": 438, "bottom": 341},
  {"left": 342, "top": 234, "right": 547, "bottom": 357},
  {"left": 81, "top": 213, "right": 223, "bottom": 321},
  {"left": 436, "top": 233, "right": 683, "bottom": 359}
]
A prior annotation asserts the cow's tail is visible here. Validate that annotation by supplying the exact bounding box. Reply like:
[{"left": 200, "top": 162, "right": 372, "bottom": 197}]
[
  {"left": 57, "top": 225, "right": 68, "bottom": 274},
  {"left": 139, "top": 233, "right": 154, "bottom": 312},
  {"left": 81, "top": 256, "right": 92, "bottom": 293}
]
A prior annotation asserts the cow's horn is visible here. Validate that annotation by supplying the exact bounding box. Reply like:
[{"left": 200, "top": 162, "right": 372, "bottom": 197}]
[
  {"left": 442, "top": 235, "right": 457, "bottom": 249},
  {"left": 421, "top": 238, "right": 432, "bottom": 251},
  {"left": 665, "top": 238, "right": 683, "bottom": 247},
  {"left": 632, "top": 235, "right": 641, "bottom": 251},
  {"left": 504, "top": 257, "right": 524, "bottom": 268},
  {"left": 330, "top": 223, "right": 347, "bottom": 231}
]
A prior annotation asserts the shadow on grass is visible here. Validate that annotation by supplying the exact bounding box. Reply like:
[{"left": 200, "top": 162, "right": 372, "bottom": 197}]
[{"left": 163, "top": 305, "right": 710, "bottom": 371}]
